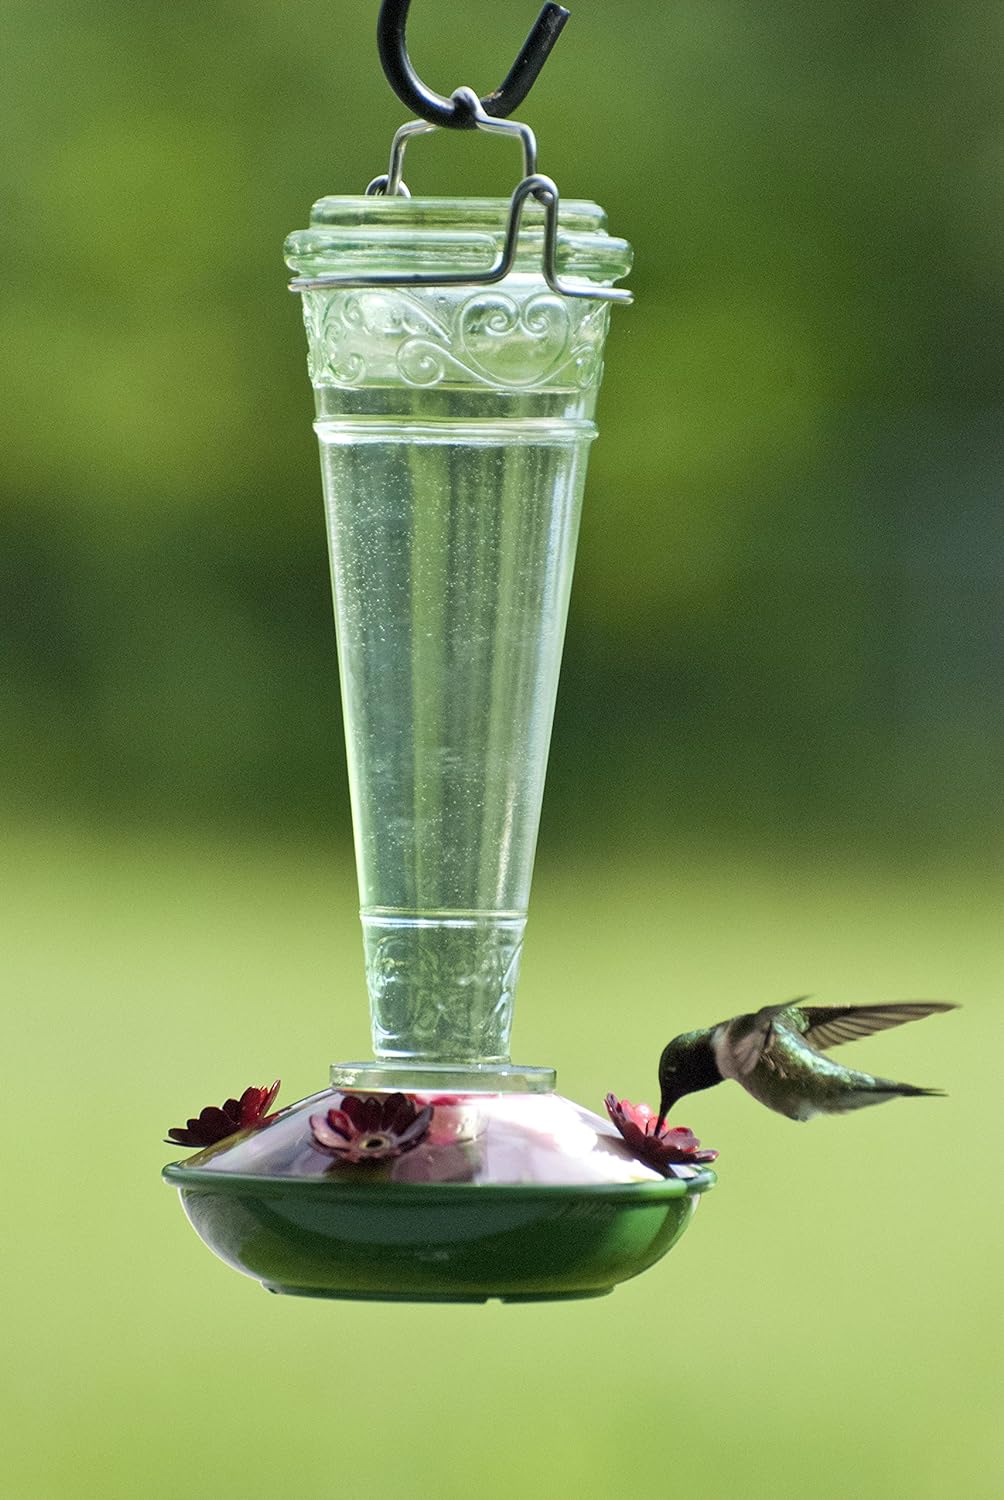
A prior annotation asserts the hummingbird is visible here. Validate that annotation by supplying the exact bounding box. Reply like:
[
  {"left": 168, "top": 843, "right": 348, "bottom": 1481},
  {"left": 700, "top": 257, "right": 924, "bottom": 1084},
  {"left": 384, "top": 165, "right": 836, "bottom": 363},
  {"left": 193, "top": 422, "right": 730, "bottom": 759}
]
[{"left": 655, "top": 1000, "right": 955, "bottom": 1129}]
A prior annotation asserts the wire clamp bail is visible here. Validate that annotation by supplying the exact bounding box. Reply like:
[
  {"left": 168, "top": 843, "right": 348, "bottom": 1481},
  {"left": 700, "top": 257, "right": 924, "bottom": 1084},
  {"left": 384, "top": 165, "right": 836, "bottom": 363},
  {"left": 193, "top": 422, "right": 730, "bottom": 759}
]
[{"left": 289, "top": 91, "right": 632, "bottom": 305}]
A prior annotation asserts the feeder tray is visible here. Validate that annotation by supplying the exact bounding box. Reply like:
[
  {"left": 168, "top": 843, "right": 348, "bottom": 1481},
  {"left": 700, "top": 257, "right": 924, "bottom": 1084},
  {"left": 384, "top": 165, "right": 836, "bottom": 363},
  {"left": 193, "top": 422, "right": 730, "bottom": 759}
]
[{"left": 165, "top": 1086, "right": 713, "bottom": 1302}]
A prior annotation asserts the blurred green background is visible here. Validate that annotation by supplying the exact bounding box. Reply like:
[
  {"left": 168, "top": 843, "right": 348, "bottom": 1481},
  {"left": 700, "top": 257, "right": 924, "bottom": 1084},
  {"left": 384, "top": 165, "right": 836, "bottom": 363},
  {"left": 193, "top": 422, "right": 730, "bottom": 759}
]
[{"left": 3, "top": 2, "right": 1000, "bottom": 1498}]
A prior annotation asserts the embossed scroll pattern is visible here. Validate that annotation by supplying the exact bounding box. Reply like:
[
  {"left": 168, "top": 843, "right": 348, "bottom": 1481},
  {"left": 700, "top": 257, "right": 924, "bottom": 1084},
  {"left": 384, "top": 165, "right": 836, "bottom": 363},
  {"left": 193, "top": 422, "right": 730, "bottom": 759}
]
[
  {"left": 302, "top": 287, "right": 609, "bottom": 391},
  {"left": 364, "top": 918, "right": 524, "bottom": 1060}
]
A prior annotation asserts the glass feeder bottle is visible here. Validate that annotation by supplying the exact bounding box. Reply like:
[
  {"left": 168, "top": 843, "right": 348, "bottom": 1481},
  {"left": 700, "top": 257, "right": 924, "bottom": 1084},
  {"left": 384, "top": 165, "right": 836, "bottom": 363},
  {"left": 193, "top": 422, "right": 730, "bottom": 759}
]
[
  {"left": 163, "top": 109, "right": 715, "bottom": 1305},
  {"left": 285, "top": 178, "right": 632, "bottom": 1084}
]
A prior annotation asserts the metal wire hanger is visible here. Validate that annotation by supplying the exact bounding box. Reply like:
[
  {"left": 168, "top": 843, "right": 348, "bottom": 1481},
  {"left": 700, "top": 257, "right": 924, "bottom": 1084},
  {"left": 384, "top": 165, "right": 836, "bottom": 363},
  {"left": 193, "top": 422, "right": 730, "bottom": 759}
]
[{"left": 288, "top": 3, "right": 631, "bottom": 304}]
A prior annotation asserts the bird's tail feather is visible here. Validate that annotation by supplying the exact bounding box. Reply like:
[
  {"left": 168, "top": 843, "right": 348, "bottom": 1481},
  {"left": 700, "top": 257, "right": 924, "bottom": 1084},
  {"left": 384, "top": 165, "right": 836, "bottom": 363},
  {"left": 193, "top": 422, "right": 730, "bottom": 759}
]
[{"left": 830, "top": 1079, "right": 946, "bottom": 1112}]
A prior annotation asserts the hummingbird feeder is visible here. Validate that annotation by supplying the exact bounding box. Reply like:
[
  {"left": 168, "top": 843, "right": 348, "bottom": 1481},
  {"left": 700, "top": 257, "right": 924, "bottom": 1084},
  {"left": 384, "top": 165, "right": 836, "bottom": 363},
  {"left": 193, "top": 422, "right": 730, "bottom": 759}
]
[{"left": 164, "top": 0, "right": 715, "bottom": 1301}]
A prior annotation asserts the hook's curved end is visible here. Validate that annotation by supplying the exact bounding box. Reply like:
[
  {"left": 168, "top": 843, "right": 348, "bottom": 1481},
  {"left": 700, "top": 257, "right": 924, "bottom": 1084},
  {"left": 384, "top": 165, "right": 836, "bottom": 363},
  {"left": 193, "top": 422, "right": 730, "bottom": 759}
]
[
  {"left": 483, "top": 4, "right": 570, "bottom": 119},
  {"left": 377, "top": 1, "right": 571, "bottom": 128}
]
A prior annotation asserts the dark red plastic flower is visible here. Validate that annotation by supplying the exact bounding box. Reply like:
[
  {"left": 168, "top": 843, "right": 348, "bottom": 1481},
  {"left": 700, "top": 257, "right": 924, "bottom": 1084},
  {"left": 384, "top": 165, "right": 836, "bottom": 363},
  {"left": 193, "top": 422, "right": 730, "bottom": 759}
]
[
  {"left": 309, "top": 1092, "right": 433, "bottom": 1164},
  {"left": 166, "top": 1080, "right": 280, "bottom": 1148},
  {"left": 604, "top": 1093, "right": 718, "bottom": 1176}
]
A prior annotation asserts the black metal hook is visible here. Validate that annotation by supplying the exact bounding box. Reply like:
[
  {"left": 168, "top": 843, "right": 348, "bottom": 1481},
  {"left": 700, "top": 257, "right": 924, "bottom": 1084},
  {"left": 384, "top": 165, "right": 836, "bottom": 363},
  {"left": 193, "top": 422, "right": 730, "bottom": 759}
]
[{"left": 376, "top": 0, "right": 570, "bottom": 129}]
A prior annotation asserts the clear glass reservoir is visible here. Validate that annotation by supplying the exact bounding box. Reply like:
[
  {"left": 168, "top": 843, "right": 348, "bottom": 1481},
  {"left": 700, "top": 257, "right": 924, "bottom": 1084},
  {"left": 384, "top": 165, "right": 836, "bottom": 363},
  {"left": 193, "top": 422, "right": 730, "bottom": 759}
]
[{"left": 285, "top": 197, "right": 631, "bottom": 1068}]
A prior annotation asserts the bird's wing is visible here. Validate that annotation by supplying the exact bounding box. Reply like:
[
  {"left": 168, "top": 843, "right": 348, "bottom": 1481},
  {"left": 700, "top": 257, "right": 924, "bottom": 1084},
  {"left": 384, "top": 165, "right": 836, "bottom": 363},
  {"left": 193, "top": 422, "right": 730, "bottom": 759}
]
[
  {"left": 797, "top": 1002, "right": 956, "bottom": 1051},
  {"left": 725, "top": 1004, "right": 805, "bottom": 1077}
]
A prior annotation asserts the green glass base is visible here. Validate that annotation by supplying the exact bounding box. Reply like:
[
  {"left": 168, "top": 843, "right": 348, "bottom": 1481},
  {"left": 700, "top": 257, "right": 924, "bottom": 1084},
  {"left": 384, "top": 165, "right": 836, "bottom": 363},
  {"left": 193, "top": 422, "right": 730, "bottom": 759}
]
[
  {"left": 164, "top": 1170, "right": 714, "bottom": 1303},
  {"left": 264, "top": 1284, "right": 613, "bottom": 1304}
]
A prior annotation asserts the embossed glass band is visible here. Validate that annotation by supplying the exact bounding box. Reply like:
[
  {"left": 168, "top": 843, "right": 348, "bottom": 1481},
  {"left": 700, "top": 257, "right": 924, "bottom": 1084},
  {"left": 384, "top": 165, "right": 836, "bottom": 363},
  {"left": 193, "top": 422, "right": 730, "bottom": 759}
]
[{"left": 301, "top": 286, "right": 609, "bottom": 392}]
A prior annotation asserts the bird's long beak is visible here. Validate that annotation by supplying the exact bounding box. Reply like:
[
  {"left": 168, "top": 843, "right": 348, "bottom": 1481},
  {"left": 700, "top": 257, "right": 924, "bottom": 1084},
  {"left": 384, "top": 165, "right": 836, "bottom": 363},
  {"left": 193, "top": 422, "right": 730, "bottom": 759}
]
[{"left": 655, "top": 1093, "right": 675, "bottom": 1137}]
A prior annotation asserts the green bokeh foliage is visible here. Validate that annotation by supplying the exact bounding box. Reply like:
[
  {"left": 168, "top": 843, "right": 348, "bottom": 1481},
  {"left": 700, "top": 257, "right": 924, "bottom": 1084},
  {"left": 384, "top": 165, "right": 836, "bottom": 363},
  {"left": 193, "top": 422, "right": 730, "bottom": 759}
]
[{"left": 2, "top": 0, "right": 1000, "bottom": 845}]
